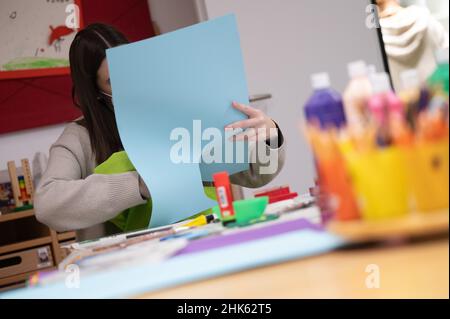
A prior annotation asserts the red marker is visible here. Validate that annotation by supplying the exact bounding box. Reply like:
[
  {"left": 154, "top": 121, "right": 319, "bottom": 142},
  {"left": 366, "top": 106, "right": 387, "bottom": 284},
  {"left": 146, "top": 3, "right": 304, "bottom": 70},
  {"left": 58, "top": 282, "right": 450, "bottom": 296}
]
[
  {"left": 255, "top": 185, "right": 298, "bottom": 204},
  {"left": 213, "top": 172, "right": 236, "bottom": 225}
]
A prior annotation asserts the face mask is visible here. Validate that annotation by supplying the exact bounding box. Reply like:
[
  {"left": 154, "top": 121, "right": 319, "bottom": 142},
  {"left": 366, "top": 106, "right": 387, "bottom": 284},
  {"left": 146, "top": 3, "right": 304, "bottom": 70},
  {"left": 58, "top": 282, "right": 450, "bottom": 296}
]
[{"left": 98, "top": 90, "right": 115, "bottom": 112}]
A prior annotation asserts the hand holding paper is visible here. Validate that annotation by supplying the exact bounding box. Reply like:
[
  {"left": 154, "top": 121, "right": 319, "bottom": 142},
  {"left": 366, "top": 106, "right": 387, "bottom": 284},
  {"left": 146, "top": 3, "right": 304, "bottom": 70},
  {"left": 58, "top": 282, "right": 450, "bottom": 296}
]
[{"left": 227, "top": 101, "right": 278, "bottom": 142}]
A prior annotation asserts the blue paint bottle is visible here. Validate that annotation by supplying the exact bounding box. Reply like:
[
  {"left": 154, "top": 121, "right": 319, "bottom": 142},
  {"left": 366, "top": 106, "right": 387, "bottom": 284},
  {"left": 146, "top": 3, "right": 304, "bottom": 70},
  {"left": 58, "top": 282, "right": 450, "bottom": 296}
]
[{"left": 304, "top": 72, "right": 346, "bottom": 129}]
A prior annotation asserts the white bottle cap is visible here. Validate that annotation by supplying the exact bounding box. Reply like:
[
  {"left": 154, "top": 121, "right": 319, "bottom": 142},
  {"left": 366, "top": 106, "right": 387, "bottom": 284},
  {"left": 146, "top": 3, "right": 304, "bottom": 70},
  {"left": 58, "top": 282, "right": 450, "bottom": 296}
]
[
  {"left": 371, "top": 72, "right": 392, "bottom": 94},
  {"left": 400, "top": 69, "right": 420, "bottom": 90},
  {"left": 311, "top": 72, "right": 330, "bottom": 90},
  {"left": 367, "top": 64, "right": 377, "bottom": 75},
  {"left": 435, "top": 48, "right": 449, "bottom": 64},
  {"left": 347, "top": 60, "right": 367, "bottom": 78},
  {"left": 367, "top": 65, "right": 377, "bottom": 83}
]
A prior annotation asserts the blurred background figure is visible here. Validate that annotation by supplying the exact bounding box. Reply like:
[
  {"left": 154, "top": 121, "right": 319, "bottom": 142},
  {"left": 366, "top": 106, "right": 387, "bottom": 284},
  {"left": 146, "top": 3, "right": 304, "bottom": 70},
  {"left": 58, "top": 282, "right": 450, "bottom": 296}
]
[{"left": 376, "top": 0, "right": 449, "bottom": 90}]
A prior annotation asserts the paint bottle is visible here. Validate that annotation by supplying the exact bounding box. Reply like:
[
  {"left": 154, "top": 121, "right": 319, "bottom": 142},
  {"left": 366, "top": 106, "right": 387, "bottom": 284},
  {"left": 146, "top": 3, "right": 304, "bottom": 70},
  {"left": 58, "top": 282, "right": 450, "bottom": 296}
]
[
  {"left": 343, "top": 60, "right": 372, "bottom": 135},
  {"left": 428, "top": 48, "right": 449, "bottom": 96},
  {"left": 304, "top": 72, "right": 346, "bottom": 129},
  {"left": 366, "top": 65, "right": 378, "bottom": 92},
  {"left": 399, "top": 69, "right": 430, "bottom": 130},
  {"left": 304, "top": 73, "right": 359, "bottom": 222},
  {"left": 367, "top": 72, "right": 405, "bottom": 147},
  {"left": 367, "top": 64, "right": 377, "bottom": 78}
]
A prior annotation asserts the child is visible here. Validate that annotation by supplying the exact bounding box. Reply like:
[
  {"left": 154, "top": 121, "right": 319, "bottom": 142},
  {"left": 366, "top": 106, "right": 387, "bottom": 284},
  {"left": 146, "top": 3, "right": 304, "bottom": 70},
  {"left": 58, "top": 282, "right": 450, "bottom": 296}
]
[{"left": 35, "top": 24, "right": 285, "bottom": 240}]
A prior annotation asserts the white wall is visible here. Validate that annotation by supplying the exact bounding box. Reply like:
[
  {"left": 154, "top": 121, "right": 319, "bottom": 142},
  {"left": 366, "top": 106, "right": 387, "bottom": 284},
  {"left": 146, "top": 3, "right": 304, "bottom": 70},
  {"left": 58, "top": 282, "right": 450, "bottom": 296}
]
[
  {"left": 202, "top": 0, "right": 386, "bottom": 197},
  {"left": 147, "top": 0, "right": 199, "bottom": 34},
  {"left": 426, "top": 0, "right": 449, "bottom": 32},
  {"left": 401, "top": 0, "right": 449, "bottom": 31},
  {"left": 0, "top": 124, "right": 65, "bottom": 171}
]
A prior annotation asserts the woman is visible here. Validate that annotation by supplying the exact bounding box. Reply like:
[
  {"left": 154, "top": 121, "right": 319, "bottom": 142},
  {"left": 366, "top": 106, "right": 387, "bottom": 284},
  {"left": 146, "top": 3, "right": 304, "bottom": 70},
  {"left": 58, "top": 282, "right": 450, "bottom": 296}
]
[
  {"left": 376, "top": 0, "right": 449, "bottom": 89},
  {"left": 35, "top": 24, "right": 285, "bottom": 240}
]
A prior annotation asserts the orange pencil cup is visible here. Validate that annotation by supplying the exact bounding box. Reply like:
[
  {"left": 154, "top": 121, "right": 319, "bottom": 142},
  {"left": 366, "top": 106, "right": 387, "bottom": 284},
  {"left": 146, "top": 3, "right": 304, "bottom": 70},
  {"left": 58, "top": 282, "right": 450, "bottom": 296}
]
[
  {"left": 316, "top": 155, "right": 360, "bottom": 221},
  {"left": 343, "top": 147, "right": 410, "bottom": 220},
  {"left": 408, "top": 139, "right": 449, "bottom": 212},
  {"left": 305, "top": 126, "right": 360, "bottom": 221}
]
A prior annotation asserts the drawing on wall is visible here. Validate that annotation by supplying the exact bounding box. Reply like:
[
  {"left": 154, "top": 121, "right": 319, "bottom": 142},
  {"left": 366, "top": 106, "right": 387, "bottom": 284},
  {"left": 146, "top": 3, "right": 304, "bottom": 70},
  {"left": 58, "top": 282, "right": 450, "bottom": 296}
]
[{"left": 0, "top": 0, "right": 82, "bottom": 79}]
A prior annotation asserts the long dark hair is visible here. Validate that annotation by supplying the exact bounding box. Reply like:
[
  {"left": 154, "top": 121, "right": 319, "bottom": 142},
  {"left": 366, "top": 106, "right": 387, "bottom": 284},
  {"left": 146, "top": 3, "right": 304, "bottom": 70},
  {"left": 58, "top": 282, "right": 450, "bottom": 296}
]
[{"left": 69, "top": 23, "right": 129, "bottom": 165}]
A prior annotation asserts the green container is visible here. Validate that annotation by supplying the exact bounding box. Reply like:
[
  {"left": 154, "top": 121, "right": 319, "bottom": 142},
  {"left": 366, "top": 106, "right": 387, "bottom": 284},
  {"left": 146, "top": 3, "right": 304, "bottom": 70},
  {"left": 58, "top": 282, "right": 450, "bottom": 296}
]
[
  {"left": 428, "top": 61, "right": 449, "bottom": 95},
  {"left": 212, "top": 196, "right": 269, "bottom": 225}
]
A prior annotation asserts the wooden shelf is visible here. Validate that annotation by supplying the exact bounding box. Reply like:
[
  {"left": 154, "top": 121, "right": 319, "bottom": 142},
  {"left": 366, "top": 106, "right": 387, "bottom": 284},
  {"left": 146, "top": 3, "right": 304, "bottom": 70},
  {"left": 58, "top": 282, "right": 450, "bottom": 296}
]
[
  {"left": 0, "top": 282, "right": 26, "bottom": 293},
  {"left": 0, "top": 209, "right": 35, "bottom": 223},
  {"left": 57, "top": 231, "right": 77, "bottom": 242},
  {"left": 0, "top": 207, "right": 76, "bottom": 291},
  {"left": 0, "top": 160, "right": 74, "bottom": 292},
  {"left": 0, "top": 267, "right": 55, "bottom": 287},
  {"left": 0, "top": 236, "right": 52, "bottom": 255}
]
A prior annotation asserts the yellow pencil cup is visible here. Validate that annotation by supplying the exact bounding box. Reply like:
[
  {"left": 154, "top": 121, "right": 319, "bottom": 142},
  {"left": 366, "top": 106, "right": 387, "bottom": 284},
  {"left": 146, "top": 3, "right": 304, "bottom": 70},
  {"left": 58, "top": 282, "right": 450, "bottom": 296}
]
[
  {"left": 408, "top": 139, "right": 449, "bottom": 212},
  {"left": 343, "top": 147, "right": 410, "bottom": 221}
]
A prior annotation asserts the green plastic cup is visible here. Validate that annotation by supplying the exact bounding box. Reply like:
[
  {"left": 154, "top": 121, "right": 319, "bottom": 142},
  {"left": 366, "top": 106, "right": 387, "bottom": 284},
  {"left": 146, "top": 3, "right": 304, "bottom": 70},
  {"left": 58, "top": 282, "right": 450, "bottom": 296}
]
[{"left": 212, "top": 196, "right": 269, "bottom": 225}]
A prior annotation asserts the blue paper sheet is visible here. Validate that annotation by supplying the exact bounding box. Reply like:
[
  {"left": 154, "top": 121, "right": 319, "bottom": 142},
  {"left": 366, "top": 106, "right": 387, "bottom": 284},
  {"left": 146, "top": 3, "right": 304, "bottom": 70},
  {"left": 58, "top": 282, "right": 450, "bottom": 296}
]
[
  {"left": 0, "top": 230, "right": 344, "bottom": 299},
  {"left": 106, "top": 15, "right": 250, "bottom": 227}
]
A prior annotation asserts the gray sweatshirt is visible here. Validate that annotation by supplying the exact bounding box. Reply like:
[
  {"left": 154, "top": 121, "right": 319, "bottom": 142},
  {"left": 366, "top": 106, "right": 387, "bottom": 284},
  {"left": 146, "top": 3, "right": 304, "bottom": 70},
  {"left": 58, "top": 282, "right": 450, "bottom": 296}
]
[{"left": 35, "top": 122, "right": 285, "bottom": 239}]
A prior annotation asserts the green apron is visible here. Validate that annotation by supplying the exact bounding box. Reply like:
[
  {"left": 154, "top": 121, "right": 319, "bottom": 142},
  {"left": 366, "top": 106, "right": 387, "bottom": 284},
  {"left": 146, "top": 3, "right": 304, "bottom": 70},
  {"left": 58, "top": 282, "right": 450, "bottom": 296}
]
[{"left": 94, "top": 151, "right": 216, "bottom": 232}]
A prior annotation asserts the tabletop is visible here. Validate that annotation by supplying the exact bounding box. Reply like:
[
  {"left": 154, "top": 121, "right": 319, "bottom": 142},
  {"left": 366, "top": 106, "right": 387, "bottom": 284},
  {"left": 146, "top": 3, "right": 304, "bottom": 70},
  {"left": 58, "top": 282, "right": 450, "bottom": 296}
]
[{"left": 137, "top": 236, "right": 449, "bottom": 299}]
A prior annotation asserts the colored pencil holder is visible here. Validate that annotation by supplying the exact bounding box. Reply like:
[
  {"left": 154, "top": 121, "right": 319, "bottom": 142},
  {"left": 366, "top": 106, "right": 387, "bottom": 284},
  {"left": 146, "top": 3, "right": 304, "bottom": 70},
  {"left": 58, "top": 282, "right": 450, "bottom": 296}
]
[
  {"left": 408, "top": 139, "right": 449, "bottom": 212},
  {"left": 342, "top": 147, "right": 410, "bottom": 220},
  {"left": 315, "top": 153, "right": 360, "bottom": 221}
]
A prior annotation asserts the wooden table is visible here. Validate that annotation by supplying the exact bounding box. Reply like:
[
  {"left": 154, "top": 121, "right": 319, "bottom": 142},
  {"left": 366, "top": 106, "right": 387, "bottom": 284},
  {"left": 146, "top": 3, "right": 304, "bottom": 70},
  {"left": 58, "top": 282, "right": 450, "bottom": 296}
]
[{"left": 138, "top": 237, "right": 449, "bottom": 299}]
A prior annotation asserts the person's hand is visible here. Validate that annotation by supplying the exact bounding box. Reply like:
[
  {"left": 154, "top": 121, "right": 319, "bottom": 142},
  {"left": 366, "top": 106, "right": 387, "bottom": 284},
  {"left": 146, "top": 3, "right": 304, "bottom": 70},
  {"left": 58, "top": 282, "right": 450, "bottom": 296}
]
[
  {"left": 226, "top": 102, "right": 278, "bottom": 142},
  {"left": 138, "top": 175, "right": 150, "bottom": 200}
]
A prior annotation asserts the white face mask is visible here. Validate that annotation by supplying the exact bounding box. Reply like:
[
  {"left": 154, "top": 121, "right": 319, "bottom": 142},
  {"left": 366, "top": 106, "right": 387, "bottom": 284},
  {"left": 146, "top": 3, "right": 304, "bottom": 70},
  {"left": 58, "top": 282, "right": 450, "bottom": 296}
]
[{"left": 99, "top": 90, "right": 114, "bottom": 112}]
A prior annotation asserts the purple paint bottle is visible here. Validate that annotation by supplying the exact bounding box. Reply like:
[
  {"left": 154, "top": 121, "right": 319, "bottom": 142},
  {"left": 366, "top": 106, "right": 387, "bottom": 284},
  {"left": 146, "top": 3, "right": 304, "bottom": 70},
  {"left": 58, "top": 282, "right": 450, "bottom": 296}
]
[{"left": 304, "top": 72, "right": 346, "bottom": 129}]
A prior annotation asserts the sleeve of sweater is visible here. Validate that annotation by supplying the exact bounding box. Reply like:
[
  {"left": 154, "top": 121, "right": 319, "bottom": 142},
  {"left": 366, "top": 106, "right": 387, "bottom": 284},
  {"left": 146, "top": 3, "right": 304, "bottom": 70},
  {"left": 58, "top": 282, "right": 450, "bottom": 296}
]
[
  {"left": 428, "top": 13, "right": 449, "bottom": 49},
  {"left": 34, "top": 124, "right": 146, "bottom": 232},
  {"left": 229, "top": 127, "right": 286, "bottom": 188}
]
